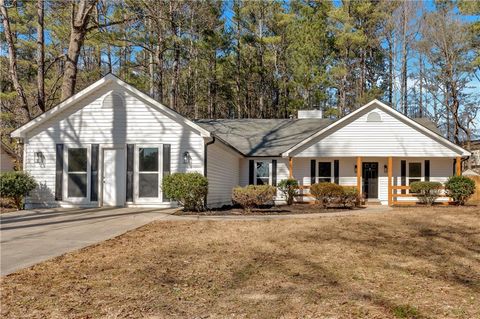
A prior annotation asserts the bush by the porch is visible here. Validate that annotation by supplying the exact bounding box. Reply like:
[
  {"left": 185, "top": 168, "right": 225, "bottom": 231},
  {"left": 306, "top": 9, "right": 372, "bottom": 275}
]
[
  {"left": 0, "top": 172, "right": 37, "bottom": 210},
  {"left": 445, "top": 176, "right": 475, "bottom": 205},
  {"left": 277, "top": 179, "right": 299, "bottom": 205},
  {"left": 310, "top": 183, "right": 361, "bottom": 208},
  {"left": 410, "top": 181, "right": 442, "bottom": 205},
  {"left": 232, "top": 185, "right": 276, "bottom": 211},
  {"left": 162, "top": 172, "right": 208, "bottom": 211},
  {"left": 310, "top": 182, "right": 344, "bottom": 207},
  {"left": 340, "top": 186, "right": 362, "bottom": 208}
]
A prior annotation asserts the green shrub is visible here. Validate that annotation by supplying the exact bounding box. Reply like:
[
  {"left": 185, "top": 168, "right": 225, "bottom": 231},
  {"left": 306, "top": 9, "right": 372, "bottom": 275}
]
[
  {"left": 0, "top": 171, "right": 37, "bottom": 210},
  {"left": 445, "top": 176, "right": 476, "bottom": 205},
  {"left": 340, "top": 186, "right": 361, "bottom": 208},
  {"left": 277, "top": 179, "right": 298, "bottom": 205},
  {"left": 162, "top": 172, "right": 208, "bottom": 211},
  {"left": 310, "top": 182, "right": 344, "bottom": 207},
  {"left": 232, "top": 185, "right": 276, "bottom": 211},
  {"left": 410, "top": 181, "right": 443, "bottom": 205}
]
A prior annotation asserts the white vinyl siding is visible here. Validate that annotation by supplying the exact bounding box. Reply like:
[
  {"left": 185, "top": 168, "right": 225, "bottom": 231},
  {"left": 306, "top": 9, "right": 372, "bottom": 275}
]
[
  {"left": 23, "top": 82, "right": 204, "bottom": 208},
  {"left": 295, "top": 107, "right": 460, "bottom": 158},
  {"left": 206, "top": 141, "right": 241, "bottom": 208}
]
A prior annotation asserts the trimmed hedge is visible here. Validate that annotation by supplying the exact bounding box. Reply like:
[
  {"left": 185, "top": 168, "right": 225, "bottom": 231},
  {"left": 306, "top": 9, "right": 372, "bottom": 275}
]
[
  {"left": 232, "top": 185, "right": 276, "bottom": 211},
  {"left": 277, "top": 179, "right": 299, "bottom": 205},
  {"left": 310, "top": 182, "right": 361, "bottom": 208},
  {"left": 162, "top": 172, "right": 208, "bottom": 211},
  {"left": 445, "top": 176, "right": 475, "bottom": 205},
  {"left": 410, "top": 181, "right": 442, "bottom": 205},
  {"left": 0, "top": 171, "right": 37, "bottom": 210}
]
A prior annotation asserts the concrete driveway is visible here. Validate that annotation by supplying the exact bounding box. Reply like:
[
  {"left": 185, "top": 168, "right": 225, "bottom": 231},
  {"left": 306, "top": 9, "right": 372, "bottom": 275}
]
[{"left": 0, "top": 207, "right": 175, "bottom": 276}]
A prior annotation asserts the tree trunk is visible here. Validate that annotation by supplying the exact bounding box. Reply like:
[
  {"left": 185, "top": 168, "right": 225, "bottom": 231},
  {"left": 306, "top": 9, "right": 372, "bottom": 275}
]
[
  {"left": 418, "top": 53, "right": 423, "bottom": 117},
  {"left": 61, "top": 0, "right": 98, "bottom": 100},
  {"left": 169, "top": 1, "right": 179, "bottom": 111},
  {"left": 36, "top": 0, "right": 45, "bottom": 113},
  {"left": 401, "top": 3, "right": 408, "bottom": 116},
  {"left": 0, "top": 0, "right": 31, "bottom": 119}
]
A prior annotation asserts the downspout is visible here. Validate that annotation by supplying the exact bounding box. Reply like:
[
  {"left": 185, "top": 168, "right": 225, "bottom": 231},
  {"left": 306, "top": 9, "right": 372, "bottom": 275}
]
[
  {"left": 204, "top": 136, "right": 215, "bottom": 177},
  {"left": 203, "top": 136, "right": 215, "bottom": 208}
]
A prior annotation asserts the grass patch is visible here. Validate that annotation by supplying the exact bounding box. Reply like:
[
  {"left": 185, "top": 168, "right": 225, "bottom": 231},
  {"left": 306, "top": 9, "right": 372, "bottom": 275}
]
[
  {"left": 393, "top": 304, "right": 420, "bottom": 318},
  {"left": 1, "top": 206, "right": 479, "bottom": 318}
]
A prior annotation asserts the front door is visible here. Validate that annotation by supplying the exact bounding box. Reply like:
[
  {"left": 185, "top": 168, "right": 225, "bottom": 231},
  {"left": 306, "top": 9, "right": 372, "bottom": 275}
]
[
  {"left": 103, "top": 148, "right": 126, "bottom": 206},
  {"left": 362, "top": 162, "right": 378, "bottom": 199}
]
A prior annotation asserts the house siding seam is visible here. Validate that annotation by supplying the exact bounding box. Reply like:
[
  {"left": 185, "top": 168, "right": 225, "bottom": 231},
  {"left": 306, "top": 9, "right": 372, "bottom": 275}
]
[{"left": 206, "top": 141, "right": 241, "bottom": 208}]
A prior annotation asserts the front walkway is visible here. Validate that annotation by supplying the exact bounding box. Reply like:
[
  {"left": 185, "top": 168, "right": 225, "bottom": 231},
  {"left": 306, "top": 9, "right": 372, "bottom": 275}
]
[{"left": 0, "top": 205, "right": 390, "bottom": 275}]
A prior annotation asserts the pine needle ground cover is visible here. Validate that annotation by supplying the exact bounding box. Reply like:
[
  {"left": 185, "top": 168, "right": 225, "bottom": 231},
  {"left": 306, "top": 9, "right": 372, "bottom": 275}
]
[{"left": 1, "top": 207, "right": 479, "bottom": 318}]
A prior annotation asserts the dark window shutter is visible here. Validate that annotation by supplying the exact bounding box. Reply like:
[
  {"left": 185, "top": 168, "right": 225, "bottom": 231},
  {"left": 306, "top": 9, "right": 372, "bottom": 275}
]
[
  {"left": 425, "top": 160, "right": 430, "bottom": 181},
  {"left": 90, "top": 144, "right": 99, "bottom": 201},
  {"left": 55, "top": 144, "right": 64, "bottom": 201},
  {"left": 162, "top": 144, "right": 171, "bottom": 202},
  {"left": 401, "top": 160, "right": 406, "bottom": 194},
  {"left": 126, "top": 144, "right": 134, "bottom": 202},
  {"left": 334, "top": 160, "right": 340, "bottom": 184},
  {"left": 452, "top": 158, "right": 456, "bottom": 176},
  {"left": 310, "top": 159, "right": 316, "bottom": 185},
  {"left": 249, "top": 160, "right": 254, "bottom": 185},
  {"left": 272, "top": 159, "right": 277, "bottom": 186}
]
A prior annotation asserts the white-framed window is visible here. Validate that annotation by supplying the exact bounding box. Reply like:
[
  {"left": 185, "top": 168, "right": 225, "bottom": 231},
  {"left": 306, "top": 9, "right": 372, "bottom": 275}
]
[
  {"left": 138, "top": 147, "right": 160, "bottom": 198},
  {"left": 67, "top": 148, "right": 88, "bottom": 198},
  {"left": 408, "top": 162, "right": 422, "bottom": 185},
  {"left": 317, "top": 161, "right": 332, "bottom": 183},
  {"left": 255, "top": 160, "right": 270, "bottom": 185}
]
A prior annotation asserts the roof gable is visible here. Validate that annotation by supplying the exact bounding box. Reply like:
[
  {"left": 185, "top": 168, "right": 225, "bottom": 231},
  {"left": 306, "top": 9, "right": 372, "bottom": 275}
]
[
  {"left": 11, "top": 74, "right": 210, "bottom": 138},
  {"left": 283, "top": 100, "right": 470, "bottom": 157}
]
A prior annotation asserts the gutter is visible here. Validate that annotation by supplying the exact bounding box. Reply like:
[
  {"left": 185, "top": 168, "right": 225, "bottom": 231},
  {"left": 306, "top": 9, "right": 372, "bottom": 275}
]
[{"left": 204, "top": 136, "right": 215, "bottom": 177}]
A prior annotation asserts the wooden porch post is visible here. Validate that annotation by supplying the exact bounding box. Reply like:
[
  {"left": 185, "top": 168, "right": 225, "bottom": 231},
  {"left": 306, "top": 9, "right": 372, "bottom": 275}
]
[
  {"left": 388, "top": 156, "right": 393, "bottom": 206},
  {"left": 356, "top": 157, "right": 362, "bottom": 194},
  {"left": 289, "top": 157, "right": 293, "bottom": 179},
  {"left": 456, "top": 156, "right": 462, "bottom": 176}
]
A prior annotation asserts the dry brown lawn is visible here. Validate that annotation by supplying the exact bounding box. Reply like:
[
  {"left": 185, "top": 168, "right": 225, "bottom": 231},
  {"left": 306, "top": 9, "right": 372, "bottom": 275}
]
[{"left": 1, "top": 206, "right": 479, "bottom": 318}]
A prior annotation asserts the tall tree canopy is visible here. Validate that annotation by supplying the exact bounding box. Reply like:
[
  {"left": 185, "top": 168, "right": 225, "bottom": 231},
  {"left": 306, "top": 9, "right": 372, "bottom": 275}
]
[{"left": 1, "top": 0, "right": 479, "bottom": 149}]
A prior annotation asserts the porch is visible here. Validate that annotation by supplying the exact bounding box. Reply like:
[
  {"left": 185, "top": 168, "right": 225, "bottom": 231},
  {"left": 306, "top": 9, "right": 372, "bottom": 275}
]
[{"left": 286, "top": 156, "right": 462, "bottom": 206}]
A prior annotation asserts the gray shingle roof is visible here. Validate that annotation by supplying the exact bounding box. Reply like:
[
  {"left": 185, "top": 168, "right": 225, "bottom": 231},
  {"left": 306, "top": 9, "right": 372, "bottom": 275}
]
[
  {"left": 411, "top": 118, "right": 442, "bottom": 135},
  {"left": 196, "top": 119, "right": 333, "bottom": 156},
  {"left": 196, "top": 117, "right": 441, "bottom": 157}
]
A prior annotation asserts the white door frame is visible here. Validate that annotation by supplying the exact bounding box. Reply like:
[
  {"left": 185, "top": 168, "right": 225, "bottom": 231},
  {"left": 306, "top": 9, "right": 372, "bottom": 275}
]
[{"left": 101, "top": 145, "right": 126, "bottom": 207}]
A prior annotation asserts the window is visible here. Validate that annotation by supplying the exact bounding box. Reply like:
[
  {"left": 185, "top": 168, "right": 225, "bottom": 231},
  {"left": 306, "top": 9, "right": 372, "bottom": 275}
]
[
  {"left": 139, "top": 148, "right": 159, "bottom": 197},
  {"left": 408, "top": 162, "right": 422, "bottom": 185},
  {"left": 68, "top": 148, "right": 87, "bottom": 197},
  {"left": 318, "top": 162, "right": 332, "bottom": 183},
  {"left": 256, "top": 161, "right": 269, "bottom": 185}
]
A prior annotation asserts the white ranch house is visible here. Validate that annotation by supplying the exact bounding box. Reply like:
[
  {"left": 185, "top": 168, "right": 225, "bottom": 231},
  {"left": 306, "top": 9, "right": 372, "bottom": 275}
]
[{"left": 11, "top": 75, "right": 470, "bottom": 208}]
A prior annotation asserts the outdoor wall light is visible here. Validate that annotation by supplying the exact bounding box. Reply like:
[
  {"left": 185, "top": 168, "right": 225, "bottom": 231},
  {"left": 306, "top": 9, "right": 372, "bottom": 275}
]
[
  {"left": 384, "top": 165, "right": 388, "bottom": 173},
  {"left": 354, "top": 164, "right": 357, "bottom": 174},
  {"left": 183, "top": 151, "right": 190, "bottom": 164}
]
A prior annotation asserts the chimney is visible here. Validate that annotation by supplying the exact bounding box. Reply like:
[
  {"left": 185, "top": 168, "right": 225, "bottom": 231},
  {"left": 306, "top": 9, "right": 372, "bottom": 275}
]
[{"left": 297, "top": 109, "right": 323, "bottom": 119}]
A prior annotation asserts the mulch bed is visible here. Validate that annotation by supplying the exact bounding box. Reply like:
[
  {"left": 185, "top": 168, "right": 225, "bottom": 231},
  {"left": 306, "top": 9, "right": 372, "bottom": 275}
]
[{"left": 175, "top": 203, "right": 364, "bottom": 216}]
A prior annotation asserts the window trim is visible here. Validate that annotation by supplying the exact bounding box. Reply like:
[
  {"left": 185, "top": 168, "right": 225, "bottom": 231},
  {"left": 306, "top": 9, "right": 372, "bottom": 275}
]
[
  {"left": 316, "top": 161, "right": 333, "bottom": 184},
  {"left": 254, "top": 160, "right": 271, "bottom": 185},
  {"left": 64, "top": 146, "right": 91, "bottom": 202},
  {"left": 134, "top": 144, "right": 163, "bottom": 203}
]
